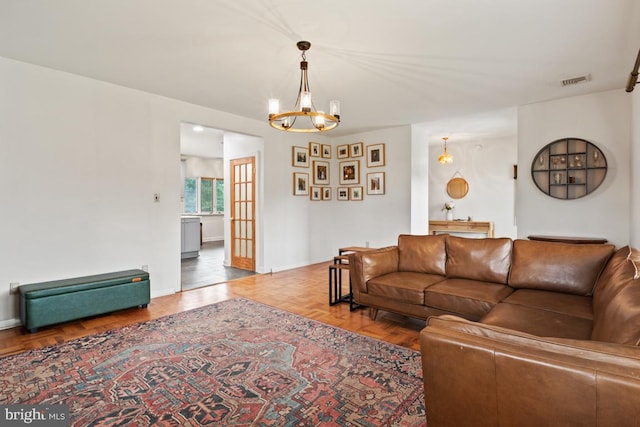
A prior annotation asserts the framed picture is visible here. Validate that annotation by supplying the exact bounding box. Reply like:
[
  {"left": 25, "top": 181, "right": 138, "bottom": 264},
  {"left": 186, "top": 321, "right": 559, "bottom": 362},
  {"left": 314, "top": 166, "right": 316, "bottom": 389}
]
[
  {"left": 293, "top": 172, "right": 309, "bottom": 196},
  {"left": 336, "top": 144, "right": 349, "bottom": 159},
  {"left": 366, "top": 143, "right": 386, "bottom": 167},
  {"left": 322, "top": 144, "right": 332, "bottom": 158},
  {"left": 310, "top": 186, "right": 322, "bottom": 201},
  {"left": 367, "top": 172, "right": 385, "bottom": 195},
  {"left": 337, "top": 187, "right": 349, "bottom": 201},
  {"left": 291, "top": 146, "right": 309, "bottom": 167},
  {"left": 309, "top": 142, "right": 321, "bottom": 157},
  {"left": 350, "top": 186, "right": 363, "bottom": 201},
  {"left": 322, "top": 187, "right": 332, "bottom": 200},
  {"left": 339, "top": 160, "right": 360, "bottom": 185},
  {"left": 312, "top": 160, "right": 330, "bottom": 185},
  {"left": 350, "top": 142, "right": 364, "bottom": 158}
]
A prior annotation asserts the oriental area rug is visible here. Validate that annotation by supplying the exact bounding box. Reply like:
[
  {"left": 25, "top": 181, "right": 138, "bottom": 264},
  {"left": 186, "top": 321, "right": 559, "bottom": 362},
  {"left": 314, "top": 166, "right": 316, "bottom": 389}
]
[{"left": 0, "top": 298, "right": 426, "bottom": 426}]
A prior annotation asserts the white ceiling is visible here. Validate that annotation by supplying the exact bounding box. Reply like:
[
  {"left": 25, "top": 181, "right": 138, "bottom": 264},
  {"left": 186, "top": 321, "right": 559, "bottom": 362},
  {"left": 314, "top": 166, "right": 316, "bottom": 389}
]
[
  {"left": 1, "top": 0, "right": 638, "bottom": 138},
  {"left": 180, "top": 123, "right": 225, "bottom": 159}
]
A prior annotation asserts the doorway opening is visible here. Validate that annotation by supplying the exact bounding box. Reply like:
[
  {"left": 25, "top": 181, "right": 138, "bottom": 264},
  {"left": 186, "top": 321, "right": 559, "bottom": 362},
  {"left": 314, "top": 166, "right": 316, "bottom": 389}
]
[{"left": 179, "top": 122, "right": 257, "bottom": 291}]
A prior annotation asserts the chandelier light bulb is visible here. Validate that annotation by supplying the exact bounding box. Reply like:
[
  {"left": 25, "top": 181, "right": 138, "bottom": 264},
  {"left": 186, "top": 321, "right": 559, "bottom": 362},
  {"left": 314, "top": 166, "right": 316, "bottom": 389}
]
[
  {"left": 268, "top": 98, "right": 280, "bottom": 115},
  {"left": 330, "top": 100, "right": 340, "bottom": 118},
  {"left": 300, "top": 91, "right": 312, "bottom": 112}
]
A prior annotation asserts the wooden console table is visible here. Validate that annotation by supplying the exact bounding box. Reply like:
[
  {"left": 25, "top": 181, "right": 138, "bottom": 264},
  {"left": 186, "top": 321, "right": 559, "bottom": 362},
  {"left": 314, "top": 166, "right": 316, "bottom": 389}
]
[{"left": 428, "top": 220, "right": 494, "bottom": 238}]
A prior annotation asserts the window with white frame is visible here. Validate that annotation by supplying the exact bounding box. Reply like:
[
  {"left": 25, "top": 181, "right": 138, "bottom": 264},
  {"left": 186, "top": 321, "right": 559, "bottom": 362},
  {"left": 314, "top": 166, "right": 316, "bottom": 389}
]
[{"left": 184, "top": 177, "right": 224, "bottom": 214}]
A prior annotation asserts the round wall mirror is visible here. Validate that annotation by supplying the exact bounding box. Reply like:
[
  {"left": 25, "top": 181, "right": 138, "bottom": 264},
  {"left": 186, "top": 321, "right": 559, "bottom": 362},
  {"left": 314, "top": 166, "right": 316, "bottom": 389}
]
[{"left": 447, "top": 177, "right": 469, "bottom": 199}]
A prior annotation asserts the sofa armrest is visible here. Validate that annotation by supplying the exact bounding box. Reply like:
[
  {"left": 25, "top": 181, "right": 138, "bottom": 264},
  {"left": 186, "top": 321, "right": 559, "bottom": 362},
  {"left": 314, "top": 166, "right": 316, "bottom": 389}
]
[
  {"left": 349, "top": 246, "right": 399, "bottom": 298},
  {"left": 420, "top": 315, "right": 640, "bottom": 427}
]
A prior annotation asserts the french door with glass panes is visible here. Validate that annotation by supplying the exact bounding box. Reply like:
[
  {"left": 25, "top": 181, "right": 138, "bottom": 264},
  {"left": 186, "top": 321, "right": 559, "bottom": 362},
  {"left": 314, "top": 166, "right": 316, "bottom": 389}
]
[{"left": 230, "top": 156, "right": 255, "bottom": 271}]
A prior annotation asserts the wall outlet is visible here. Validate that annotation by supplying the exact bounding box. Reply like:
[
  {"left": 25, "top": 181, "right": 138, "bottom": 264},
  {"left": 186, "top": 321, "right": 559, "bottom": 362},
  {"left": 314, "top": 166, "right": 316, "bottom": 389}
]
[
  {"left": 141, "top": 265, "right": 149, "bottom": 272},
  {"left": 365, "top": 241, "right": 370, "bottom": 248},
  {"left": 9, "top": 282, "right": 20, "bottom": 294}
]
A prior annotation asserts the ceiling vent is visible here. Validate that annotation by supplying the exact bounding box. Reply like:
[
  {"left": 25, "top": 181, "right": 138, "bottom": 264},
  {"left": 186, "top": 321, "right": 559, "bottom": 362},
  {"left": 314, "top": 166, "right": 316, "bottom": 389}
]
[{"left": 561, "top": 74, "right": 591, "bottom": 87}]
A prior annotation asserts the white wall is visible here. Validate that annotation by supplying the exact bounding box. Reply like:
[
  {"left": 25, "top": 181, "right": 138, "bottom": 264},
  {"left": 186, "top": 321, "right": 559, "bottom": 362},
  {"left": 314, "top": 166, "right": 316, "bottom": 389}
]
[
  {"left": 319, "top": 126, "right": 413, "bottom": 255},
  {"left": 412, "top": 108, "right": 518, "bottom": 238},
  {"left": 410, "top": 125, "right": 430, "bottom": 234},
  {"left": 0, "top": 56, "right": 318, "bottom": 327},
  {"left": 428, "top": 135, "right": 518, "bottom": 238},
  {"left": 517, "top": 90, "right": 631, "bottom": 247}
]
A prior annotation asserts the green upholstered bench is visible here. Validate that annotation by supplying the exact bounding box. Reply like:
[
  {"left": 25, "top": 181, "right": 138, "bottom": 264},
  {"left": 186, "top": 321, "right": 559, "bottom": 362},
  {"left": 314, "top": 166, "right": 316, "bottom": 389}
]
[{"left": 19, "top": 269, "right": 150, "bottom": 333}]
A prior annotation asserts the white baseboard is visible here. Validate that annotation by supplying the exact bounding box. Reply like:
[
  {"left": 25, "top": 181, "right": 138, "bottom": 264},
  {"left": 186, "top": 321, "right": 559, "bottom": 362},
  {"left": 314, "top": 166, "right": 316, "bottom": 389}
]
[
  {"left": 0, "top": 317, "right": 22, "bottom": 331},
  {"left": 202, "top": 237, "right": 224, "bottom": 242}
]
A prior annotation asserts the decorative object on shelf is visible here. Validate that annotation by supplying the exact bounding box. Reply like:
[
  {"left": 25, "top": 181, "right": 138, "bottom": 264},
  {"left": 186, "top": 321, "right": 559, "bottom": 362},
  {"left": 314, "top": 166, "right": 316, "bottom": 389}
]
[
  {"left": 291, "top": 146, "right": 309, "bottom": 167},
  {"left": 293, "top": 172, "right": 309, "bottom": 196},
  {"left": 367, "top": 172, "right": 385, "bottom": 195},
  {"left": 446, "top": 172, "right": 469, "bottom": 199},
  {"left": 366, "top": 143, "right": 385, "bottom": 167},
  {"left": 339, "top": 160, "right": 360, "bottom": 185},
  {"left": 531, "top": 138, "right": 607, "bottom": 200},
  {"left": 312, "top": 160, "right": 330, "bottom": 185},
  {"left": 553, "top": 173, "right": 562, "bottom": 184},
  {"left": 438, "top": 137, "right": 453, "bottom": 164},
  {"left": 443, "top": 201, "right": 455, "bottom": 220},
  {"left": 268, "top": 41, "right": 340, "bottom": 132}
]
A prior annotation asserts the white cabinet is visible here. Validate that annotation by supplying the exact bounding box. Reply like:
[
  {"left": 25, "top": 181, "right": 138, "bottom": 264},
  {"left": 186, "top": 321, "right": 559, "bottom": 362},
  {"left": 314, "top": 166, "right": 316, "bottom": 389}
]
[{"left": 181, "top": 216, "right": 200, "bottom": 259}]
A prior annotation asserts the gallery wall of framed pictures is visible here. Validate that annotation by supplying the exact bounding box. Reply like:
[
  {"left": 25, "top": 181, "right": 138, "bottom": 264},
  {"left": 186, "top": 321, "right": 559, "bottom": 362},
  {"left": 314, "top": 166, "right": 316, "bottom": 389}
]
[{"left": 291, "top": 141, "right": 387, "bottom": 201}]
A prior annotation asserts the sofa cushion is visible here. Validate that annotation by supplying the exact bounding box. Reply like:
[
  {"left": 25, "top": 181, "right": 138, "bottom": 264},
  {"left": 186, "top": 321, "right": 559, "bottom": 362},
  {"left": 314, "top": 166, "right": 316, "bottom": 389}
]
[
  {"left": 481, "top": 303, "right": 592, "bottom": 340},
  {"left": 591, "top": 246, "right": 640, "bottom": 345},
  {"left": 445, "top": 236, "right": 512, "bottom": 284},
  {"left": 509, "top": 240, "right": 615, "bottom": 296},
  {"left": 397, "top": 234, "right": 447, "bottom": 275},
  {"left": 367, "top": 272, "right": 445, "bottom": 305},
  {"left": 502, "top": 289, "right": 593, "bottom": 320},
  {"left": 424, "top": 278, "right": 513, "bottom": 321}
]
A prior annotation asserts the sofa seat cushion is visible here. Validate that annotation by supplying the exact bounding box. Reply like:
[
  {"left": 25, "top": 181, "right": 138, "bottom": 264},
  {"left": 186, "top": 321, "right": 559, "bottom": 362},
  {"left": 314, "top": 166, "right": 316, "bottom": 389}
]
[
  {"left": 367, "top": 272, "right": 445, "bottom": 304},
  {"left": 424, "top": 278, "right": 514, "bottom": 320},
  {"left": 502, "top": 289, "right": 593, "bottom": 320},
  {"left": 481, "top": 303, "right": 592, "bottom": 340}
]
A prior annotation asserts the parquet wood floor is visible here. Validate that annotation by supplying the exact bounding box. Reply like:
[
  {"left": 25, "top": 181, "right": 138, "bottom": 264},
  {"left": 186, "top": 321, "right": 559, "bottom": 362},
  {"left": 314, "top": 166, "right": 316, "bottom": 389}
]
[{"left": 0, "top": 262, "right": 425, "bottom": 358}]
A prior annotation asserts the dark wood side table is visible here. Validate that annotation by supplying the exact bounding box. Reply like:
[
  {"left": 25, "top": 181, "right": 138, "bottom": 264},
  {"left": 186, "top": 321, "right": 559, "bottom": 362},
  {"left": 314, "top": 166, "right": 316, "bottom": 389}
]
[
  {"left": 527, "top": 235, "right": 608, "bottom": 244},
  {"left": 329, "top": 246, "right": 374, "bottom": 310}
]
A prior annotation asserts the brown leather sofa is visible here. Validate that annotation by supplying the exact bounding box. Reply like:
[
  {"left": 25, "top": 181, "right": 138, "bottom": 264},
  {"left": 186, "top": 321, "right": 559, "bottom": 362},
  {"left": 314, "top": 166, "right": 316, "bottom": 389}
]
[{"left": 349, "top": 234, "right": 640, "bottom": 426}]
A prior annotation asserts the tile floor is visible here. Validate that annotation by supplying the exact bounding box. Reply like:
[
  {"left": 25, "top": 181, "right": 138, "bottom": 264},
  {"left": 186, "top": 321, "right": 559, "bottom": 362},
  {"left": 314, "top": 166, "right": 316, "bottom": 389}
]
[{"left": 181, "top": 241, "right": 256, "bottom": 291}]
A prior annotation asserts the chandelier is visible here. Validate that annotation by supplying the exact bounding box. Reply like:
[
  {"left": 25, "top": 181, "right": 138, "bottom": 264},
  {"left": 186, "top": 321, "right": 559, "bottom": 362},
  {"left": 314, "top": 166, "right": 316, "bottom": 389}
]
[
  {"left": 268, "top": 41, "right": 340, "bottom": 132},
  {"left": 438, "top": 137, "right": 453, "bottom": 164}
]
